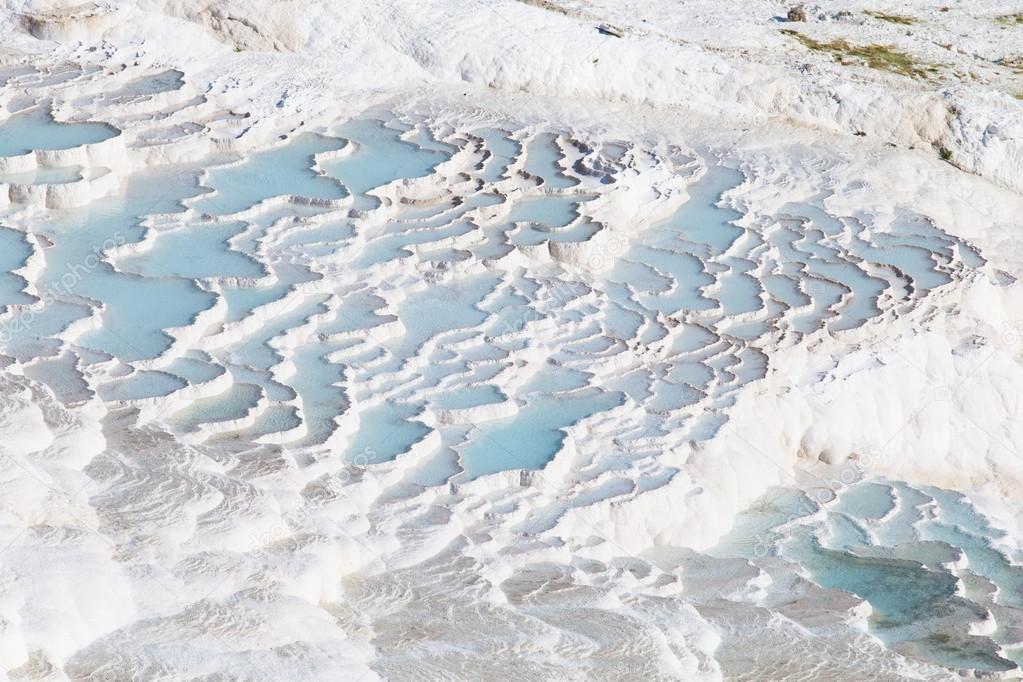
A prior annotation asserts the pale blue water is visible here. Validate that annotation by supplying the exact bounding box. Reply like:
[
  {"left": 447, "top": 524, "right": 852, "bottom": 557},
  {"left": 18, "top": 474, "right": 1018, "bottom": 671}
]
[
  {"left": 506, "top": 194, "right": 602, "bottom": 246},
  {"left": 0, "top": 107, "right": 117, "bottom": 156},
  {"left": 228, "top": 364, "right": 294, "bottom": 402},
  {"left": 242, "top": 404, "right": 303, "bottom": 440},
  {"left": 0, "top": 118, "right": 983, "bottom": 504},
  {"left": 919, "top": 487, "right": 1023, "bottom": 609},
  {"left": 716, "top": 481, "right": 1023, "bottom": 674},
  {"left": 169, "top": 382, "right": 263, "bottom": 432},
  {"left": 117, "top": 221, "right": 263, "bottom": 280},
  {"left": 668, "top": 165, "right": 745, "bottom": 254},
  {"left": 289, "top": 341, "right": 349, "bottom": 446},
  {"left": 4, "top": 302, "right": 84, "bottom": 349},
  {"left": 524, "top": 133, "right": 577, "bottom": 189},
  {"left": 602, "top": 142, "right": 627, "bottom": 161},
  {"left": 99, "top": 370, "right": 188, "bottom": 401},
  {"left": 79, "top": 275, "right": 214, "bottom": 361},
  {"left": 0, "top": 65, "right": 36, "bottom": 87},
  {"left": 608, "top": 165, "right": 751, "bottom": 316},
  {"left": 0, "top": 107, "right": 1004, "bottom": 680},
  {"left": 478, "top": 129, "right": 520, "bottom": 182},
  {"left": 163, "top": 355, "right": 225, "bottom": 384},
  {"left": 273, "top": 218, "right": 355, "bottom": 253},
  {"left": 853, "top": 237, "right": 951, "bottom": 293},
  {"left": 22, "top": 352, "right": 90, "bottom": 404},
  {"left": 506, "top": 194, "right": 588, "bottom": 227},
  {"left": 714, "top": 258, "right": 762, "bottom": 316},
  {"left": 0, "top": 227, "right": 33, "bottom": 312},
  {"left": 813, "top": 260, "right": 886, "bottom": 332},
  {"left": 0, "top": 165, "right": 83, "bottom": 185},
  {"left": 432, "top": 384, "right": 505, "bottom": 410},
  {"left": 220, "top": 282, "right": 293, "bottom": 323},
  {"left": 830, "top": 480, "right": 897, "bottom": 520},
  {"left": 229, "top": 294, "right": 330, "bottom": 370},
  {"left": 482, "top": 284, "right": 538, "bottom": 338},
  {"left": 547, "top": 219, "right": 602, "bottom": 244},
  {"left": 35, "top": 164, "right": 217, "bottom": 361},
  {"left": 325, "top": 118, "right": 450, "bottom": 200},
  {"left": 107, "top": 70, "right": 183, "bottom": 100},
  {"left": 220, "top": 261, "right": 319, "bottom": 324},
  {"left": 192, "top": 134, "right": 346, "bottom": 215},
  {"left": 343, "top": 401, "right": 430, "bottom": 464},
  {"left": 760, "top": 273, "right": 810, "bottom": 309},
  {"left": 460, "top": 389, "right": 622, "bottom": 478},
  {"left": 317, "top": 289, "right": 391, "bottom": 337},
  {"left": 613, "top": 246, "right": 715, "bottom": 314},
  {"left": 226, "top": 202, "right": 326, "bottom": 254},
  {"left": 353, "top": 219, "right": 475, "bottom": 268},
  {"left": 402, "top": 123, "right": 460, "bottom": 155},
  {"left": 390, "top": 276, "right": 497, "bottom": 359}
]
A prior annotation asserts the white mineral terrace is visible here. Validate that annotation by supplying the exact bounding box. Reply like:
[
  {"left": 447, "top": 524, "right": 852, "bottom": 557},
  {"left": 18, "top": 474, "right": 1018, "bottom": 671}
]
[{"left": 1, "top": 1, "right": 1022, "bottom": 680}]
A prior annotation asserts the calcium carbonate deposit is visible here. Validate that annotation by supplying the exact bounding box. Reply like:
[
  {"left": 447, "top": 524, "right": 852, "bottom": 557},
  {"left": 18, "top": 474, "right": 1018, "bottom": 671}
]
[{"left": 1, "top": 1, "right": 1023, "bottom": 679}]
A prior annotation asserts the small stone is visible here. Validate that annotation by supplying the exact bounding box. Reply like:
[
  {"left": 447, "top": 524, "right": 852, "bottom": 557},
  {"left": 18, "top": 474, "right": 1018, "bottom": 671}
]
[{"left": 787, "top": 5, "right": 807, "bottom": 22}]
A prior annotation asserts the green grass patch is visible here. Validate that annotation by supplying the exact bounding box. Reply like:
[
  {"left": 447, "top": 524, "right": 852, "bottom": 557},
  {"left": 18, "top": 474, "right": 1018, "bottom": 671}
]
[
  {"left": 865, "top": 10, "right": 917, "bottom": 25},
  {"left": 781, "top": 29, "right": 939, "bottom": 79},
  {"left": 997, "top": 13, "right": 1023, "bottom": 25},
  {"left": 933, "top": 143, "right": 960, "bottom": 169}
]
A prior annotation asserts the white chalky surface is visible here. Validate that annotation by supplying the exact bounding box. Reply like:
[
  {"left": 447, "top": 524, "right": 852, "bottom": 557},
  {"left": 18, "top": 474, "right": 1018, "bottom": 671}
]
[{"left": 1, "top": 1, "right": 1023, "bottom": 679}]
